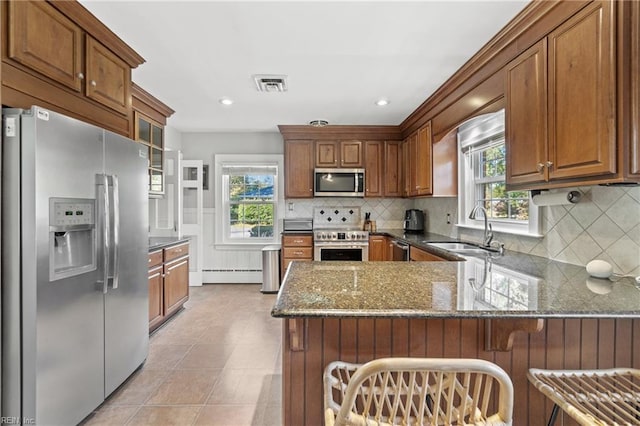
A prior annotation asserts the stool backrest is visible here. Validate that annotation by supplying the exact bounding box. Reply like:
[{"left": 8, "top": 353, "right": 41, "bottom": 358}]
[{"left": 324, "top": 357, "right": 513, "bottom": 426}]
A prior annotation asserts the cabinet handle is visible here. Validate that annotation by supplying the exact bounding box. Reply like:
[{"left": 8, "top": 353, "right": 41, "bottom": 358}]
[
  {"left": 293, "top": 239, "right": 303, "bottom": 243},
  {"left": 545, "top": 161, "right": 553, "bottom": 169},
  {"left": 294, "top": 251, "right": 303, "bottom": 255},
  {"left": 90, "top": 80, "right": 97, "bottom": 87},
  {"left": 537, "top": 163, "right": 545, "bottom": 172},
  {"left": 77, "top": 72, "right": 85, "bottom": 80}
]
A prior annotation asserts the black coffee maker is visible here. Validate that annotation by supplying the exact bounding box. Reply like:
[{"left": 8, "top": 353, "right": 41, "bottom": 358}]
[{"left": 403, "top": 209, "right": 425, "bottom": 233}]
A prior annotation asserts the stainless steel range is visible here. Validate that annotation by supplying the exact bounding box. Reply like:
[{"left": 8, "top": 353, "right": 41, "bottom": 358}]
[{"left": 312, "top": 207, "right": 369, "bottom": 261}]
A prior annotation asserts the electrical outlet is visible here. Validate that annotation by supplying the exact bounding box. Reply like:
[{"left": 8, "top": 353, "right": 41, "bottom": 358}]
[
  {"left": 446, "top": 213, "right": 451, "bottom": 224},
  {"left": 288, "top": 202, "right": 294, "bottom": 211}
]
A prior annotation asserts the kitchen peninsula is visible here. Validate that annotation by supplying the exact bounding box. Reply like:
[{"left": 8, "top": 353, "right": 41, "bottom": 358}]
[{"left": 271, "top": 237, "right": 640, "bottom": 426}]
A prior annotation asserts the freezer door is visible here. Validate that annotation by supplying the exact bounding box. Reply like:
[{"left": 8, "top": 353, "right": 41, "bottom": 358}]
[
  {"left": 2, "top": 108, "right": 106, "bottom": 425},
  {"left": 103, "top": 131, "right": 149, "bottom": 396}
]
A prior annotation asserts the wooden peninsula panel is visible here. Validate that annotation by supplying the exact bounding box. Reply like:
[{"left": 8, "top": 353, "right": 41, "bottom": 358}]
[{"left": 282, "top": 317, "right": 640, "bottom": 426}]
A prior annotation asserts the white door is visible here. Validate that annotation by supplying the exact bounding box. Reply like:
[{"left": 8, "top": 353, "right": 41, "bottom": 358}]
[{"left": 149, "top": 150, "right": 182, "bottom": 237}]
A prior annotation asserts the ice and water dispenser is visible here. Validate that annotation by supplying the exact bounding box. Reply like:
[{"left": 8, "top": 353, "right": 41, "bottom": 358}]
[{"left": 49, "top": 198, "right": 97, "bottom": 281}]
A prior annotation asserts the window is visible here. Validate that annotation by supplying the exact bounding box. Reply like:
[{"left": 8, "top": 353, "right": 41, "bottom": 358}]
[
  {"left": 215, "top": 155, "right": 284, "bottom": 245},
  {"left": 458, "top": 110, "right": 541, "bottom": 236}
]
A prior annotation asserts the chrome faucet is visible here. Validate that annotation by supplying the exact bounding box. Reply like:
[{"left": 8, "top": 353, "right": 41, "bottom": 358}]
[{"left": 468, "top": 205, "right": 493, "bottom": 247}]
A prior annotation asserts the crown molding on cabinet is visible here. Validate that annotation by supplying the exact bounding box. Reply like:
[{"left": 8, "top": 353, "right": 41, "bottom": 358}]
[
  {"left": 278, "top": 125, "right": 402, "bottom": 141},
  {"left": 48, "top": 1, "right": 145, "bottom": 68}
]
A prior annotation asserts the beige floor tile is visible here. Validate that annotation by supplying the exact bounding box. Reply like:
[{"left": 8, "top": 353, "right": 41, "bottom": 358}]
[
  {"left": 225, "top": 343, "right": 280, "bottom": 370},
  {"left": 126, "top": 405, "right": 201, "bottom": 425},
  {"left": 106, "top": 369, "right": 170, "bottom": 406},
  {"left": 81, "top": 406, "right": 139, "bottom": 425},
  {"left": 207, "top": 369, "right": 274, "bottom": 405},
  {"left": 97, "top": 285, "right": 282, "bottom": 424},
  {"left": 176, "top": 344, "right": 235, "bottom": 369},
  {"left": 145, "top": 369, "right": 221, "bottom": 405},
  {"left": 260, "top": 404, "right": 282, "bottom": 426},
  {"left": 193, "top": 404, "right": 261, "bottom": 426},
  {"left": 144, "top": 344, "right": 192, "bottom": 370}
]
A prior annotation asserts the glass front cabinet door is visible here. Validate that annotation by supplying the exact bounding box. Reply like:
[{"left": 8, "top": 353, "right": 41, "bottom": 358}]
[{"left": 135, "top": 111, "right": 165, "bottom": 195}]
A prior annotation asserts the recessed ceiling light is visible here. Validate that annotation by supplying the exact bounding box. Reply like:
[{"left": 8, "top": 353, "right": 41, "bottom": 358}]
[
  {"left": 219, "top": 97, "right": 234, "bottom": 106},
  {"left": 375, "top": 99, "right": 390, "bottom": 106}
]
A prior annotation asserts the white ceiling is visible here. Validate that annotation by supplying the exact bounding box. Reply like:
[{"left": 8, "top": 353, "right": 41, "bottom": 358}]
[{"left": 79, "top": 1, "right": 529, "bottom": 133}]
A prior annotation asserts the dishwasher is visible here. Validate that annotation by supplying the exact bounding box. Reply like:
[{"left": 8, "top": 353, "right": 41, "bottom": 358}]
[{"left": 390, "top": 240, "right": 410, "bottom": 261}]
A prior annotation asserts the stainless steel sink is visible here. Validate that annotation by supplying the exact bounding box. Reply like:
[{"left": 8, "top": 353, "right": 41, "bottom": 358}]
[{"left": 424, "top": 242, "right": 496, "bottom": 254}]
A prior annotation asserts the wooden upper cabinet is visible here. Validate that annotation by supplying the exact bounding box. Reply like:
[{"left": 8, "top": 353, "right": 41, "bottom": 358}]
[
  {"left": 315, "top": 140, "right": 363, "bottom": 168},
  {"left": 364, "top": 141, "right": 383, "bottom": 197},
  {"left": 341, "top": 140, "right": 363, "bottom": 167},
  {"left": 85, "top": 37, "right": 131, "bottom": 115},
  {"left": 384, "top": 141, "right": 402, "bottom": 197},
  {"left": 506, "top": 1, "right": 617, "bottom": 189},
  {"left": 431, "top": 130, "right": 457, "bottom": 196},
  {"left": 402, "top": 137, "right": 412, "bottom": 197},
  {"left": 285, "top": 140, "right": 314, "bottom": 198},
  {"left": 506, "top": 40, "right": 548, "bottom": 186},
  {"left": 415, "top": 122, "right": 433, "bottom": 196},
  {"left": 8, "top": 1, "right": 83, "bottom": 92},
  {"left": 403, "top": 123, "right": 433, "bottom": 198},
  {"left": 548, "top": 1, "right": 616, "bottom": 180},
  {"left": 315, "top": 140, "right": 339, "bottom": 167},
  {"left": 632, "top": 0, "right": 640, "bottom": 177}
]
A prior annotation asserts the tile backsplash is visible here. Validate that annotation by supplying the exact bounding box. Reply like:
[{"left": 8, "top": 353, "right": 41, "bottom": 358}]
[
  {"left": 288, "top": 185, "right": 639, "bottom": 275},
  {"left": 284, "top": 198, "right": 412, "bottom": 229},
  {"left": 415, "top": 186, "right": 640, "bottom": 276}
]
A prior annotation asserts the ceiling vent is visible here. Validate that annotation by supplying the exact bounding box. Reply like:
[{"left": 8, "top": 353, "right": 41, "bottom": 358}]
[
  {"left": 253, "top": 74, "right": 288, "bottom": 92},
  {"left": 309, "top": 119, "right": 329, "bottom": 127}
]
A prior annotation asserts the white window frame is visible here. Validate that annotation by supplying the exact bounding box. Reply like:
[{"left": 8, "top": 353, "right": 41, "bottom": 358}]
[
  {"left": 214, "top": 154, "right": 284, "bottom": 246},
  {"left": 457, "top": 111, "right": 542, "bottom": 238}
]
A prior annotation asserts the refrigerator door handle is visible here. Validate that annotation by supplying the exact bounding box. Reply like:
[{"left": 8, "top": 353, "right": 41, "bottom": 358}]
[
  {"left": 112, "top": 174, "right": 120, "bottom": 289},
  {"left": 99, "top": 173, "right": 110, "bottom": 294}
]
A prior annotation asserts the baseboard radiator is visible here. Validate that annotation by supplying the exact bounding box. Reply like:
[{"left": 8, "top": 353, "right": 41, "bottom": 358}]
[{"left": 203, "top": 269, "right": 262, "bottom": 284}]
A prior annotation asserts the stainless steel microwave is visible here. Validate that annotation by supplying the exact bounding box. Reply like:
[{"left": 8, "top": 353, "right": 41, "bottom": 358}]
[{"left": 314, "top": 168, "right": 365, "bottom": 197}]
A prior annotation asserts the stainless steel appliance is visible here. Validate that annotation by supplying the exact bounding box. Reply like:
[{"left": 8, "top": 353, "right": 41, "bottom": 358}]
[
  {"left": 283, "top": 217, "right": 313, "bottom": 232},
  {"left": 314, "top": 168, "right": 365, "bottom": 197},
  {"left": 314, "top": 229, "right": 369, "bottom": 261},
  {"left": 312, "top": 206, "right": 368, "bottom": 261},
  {"left": 390, "top": 239, "right": 410, "bottom": 261},
  {"left": 404, "top": 209, "right": 425, "bottom": 232},
  {"left": 1, "top": 107, "right": 149, "bottom": 425}
]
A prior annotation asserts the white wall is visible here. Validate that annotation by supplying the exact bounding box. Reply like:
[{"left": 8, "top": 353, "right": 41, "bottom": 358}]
[
  {"left": 164, "top": 124, "right": 183, "bottom": 151},
  {"left": 181, "top": 132, "right": 284, "bottom": 283}
]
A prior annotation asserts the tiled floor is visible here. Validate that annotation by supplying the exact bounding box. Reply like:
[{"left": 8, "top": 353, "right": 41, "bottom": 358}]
[{"left": 82, "top": 285, "right": 282, "bottom": 426}]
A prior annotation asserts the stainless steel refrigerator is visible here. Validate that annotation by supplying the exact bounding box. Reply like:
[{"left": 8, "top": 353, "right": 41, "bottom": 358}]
[{"left": 1, "top": 106, "right": 149, "bottom": 425}]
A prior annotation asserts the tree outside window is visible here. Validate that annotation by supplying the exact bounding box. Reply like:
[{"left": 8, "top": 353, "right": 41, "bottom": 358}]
[{"left": 228, "top": 174, "right": 275, "bottom": 239}]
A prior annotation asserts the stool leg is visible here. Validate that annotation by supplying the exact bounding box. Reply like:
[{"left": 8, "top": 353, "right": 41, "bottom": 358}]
[{"left": 547, "top": 404, "right": 560, "bottom": 426}]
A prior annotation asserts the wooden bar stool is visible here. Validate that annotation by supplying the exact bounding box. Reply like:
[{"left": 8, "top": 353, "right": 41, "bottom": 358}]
[
  {"left": 528, "top": 368, "right": 640, "bottom": 425},
  {"left": 324, "top": 357, "right": 514, "bottom": 425}
]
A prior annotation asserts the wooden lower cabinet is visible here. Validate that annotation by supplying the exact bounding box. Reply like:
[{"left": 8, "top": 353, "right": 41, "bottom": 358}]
[
  {"left": 163, "top": 256, "right": 189, "bottom": 317},
  {"left": 148, "top": 264, "right": 164, "bottom": 330},
  {"left": 281, "top": 317, "right": 640, "bottom": 426},
  {"left": 368, "top": 235, "right": 390, "bottom": 261},
  {"left": 281, "top": 234, "right": 313, "bottom": 279},
  {"left": 148, "top": 242, "right": 189, "bottom": 332},
  {"left": 409, "top": 246, "right": 446, "bottom": 261}
]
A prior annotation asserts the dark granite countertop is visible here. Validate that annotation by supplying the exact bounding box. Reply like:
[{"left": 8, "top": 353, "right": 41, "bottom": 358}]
[
  {"left": 272, "top": 229, "right": 640, "bottom": 319},
  {"left": 149, "top": 237, "right": 190, "bottom": 252}
]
